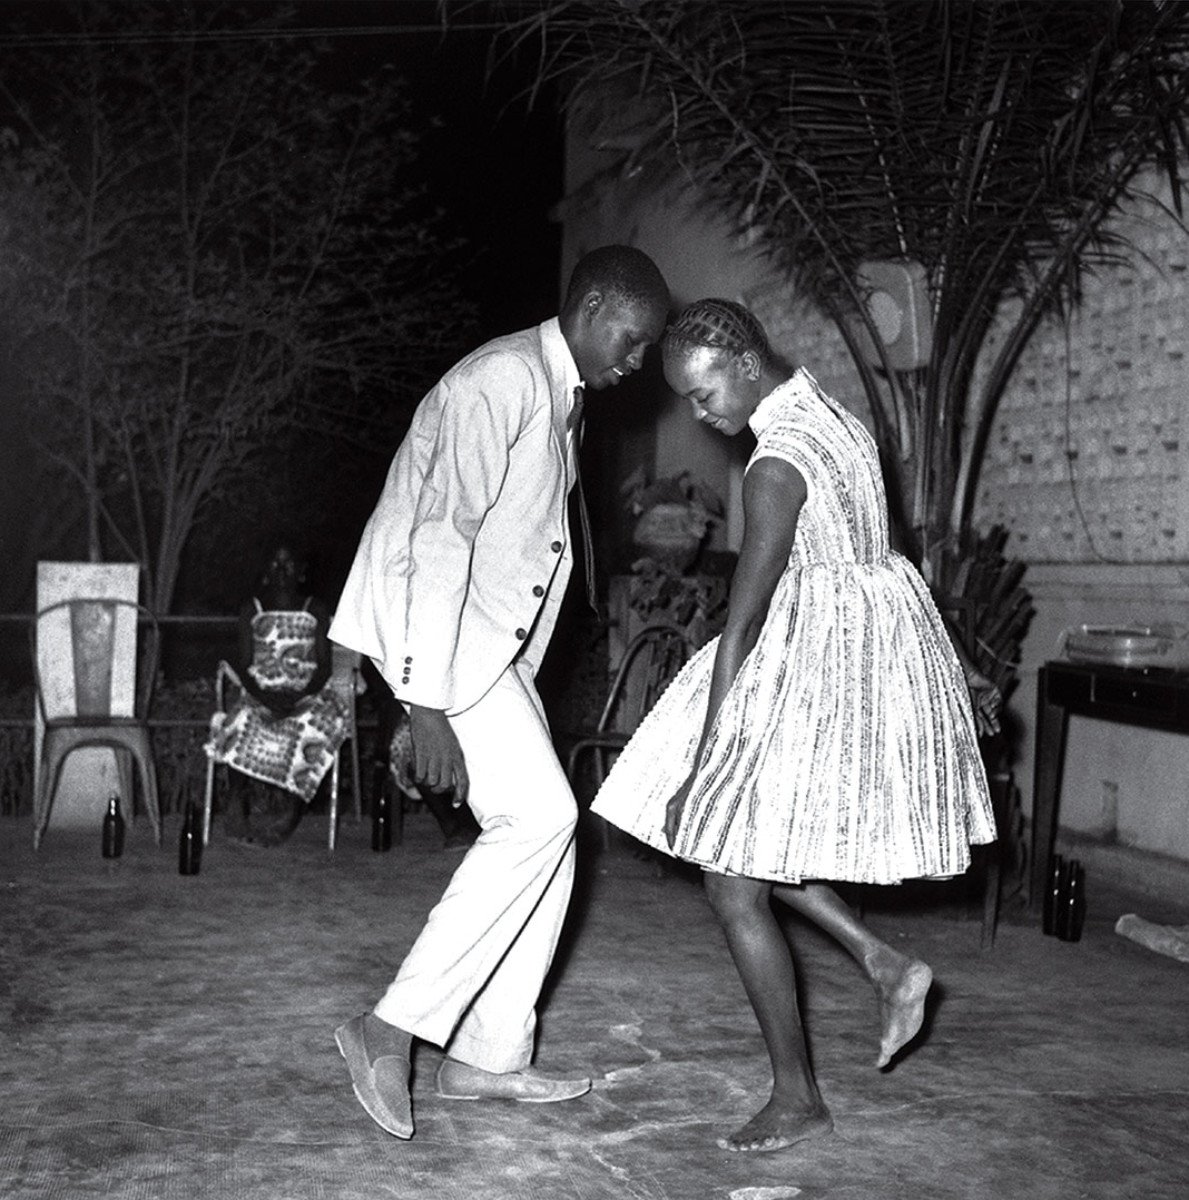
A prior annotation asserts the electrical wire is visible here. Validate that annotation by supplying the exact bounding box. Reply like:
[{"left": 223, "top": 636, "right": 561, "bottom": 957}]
[{"left": 1063, "top": 313, "right": 1121, "bottom": 563}]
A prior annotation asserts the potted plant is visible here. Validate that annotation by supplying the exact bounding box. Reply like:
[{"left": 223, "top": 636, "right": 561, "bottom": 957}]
[
  {"left": 622, "top": 468, "right": 724, "bottom": 570},
  {"left": 619, "top": 468, "right": 729, "bottom": 647}
]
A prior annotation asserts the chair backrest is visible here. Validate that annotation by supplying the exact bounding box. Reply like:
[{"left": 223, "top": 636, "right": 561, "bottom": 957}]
[
  {"left": 31, "top": 598, "right": 158, "bottom": 723},
  {"left": 598, "top": 624, "right": 692, "bottom": 736}
]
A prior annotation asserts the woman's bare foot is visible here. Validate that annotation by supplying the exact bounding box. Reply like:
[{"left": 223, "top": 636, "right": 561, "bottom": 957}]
[
  {"left": 717, "top": 1095, "right": 834, "bottom": 1153},
  {"left": 865, "top": 946, "right": 933, "bottom": 1068}
]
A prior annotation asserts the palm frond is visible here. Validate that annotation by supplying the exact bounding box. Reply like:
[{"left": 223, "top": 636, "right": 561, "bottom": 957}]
[{"left": 498, "top": 0, "right": 1189, "bottom": 565}]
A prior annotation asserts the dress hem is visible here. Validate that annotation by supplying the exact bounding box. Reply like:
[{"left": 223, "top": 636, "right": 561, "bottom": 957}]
[{"left": 604, "top": 825, "right": 995, "bottom": 887}]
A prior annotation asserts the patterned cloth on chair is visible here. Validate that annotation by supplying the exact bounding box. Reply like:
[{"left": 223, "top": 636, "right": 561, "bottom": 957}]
[{"left": 205, "top": 600, "right": 349, "bottom": 803}]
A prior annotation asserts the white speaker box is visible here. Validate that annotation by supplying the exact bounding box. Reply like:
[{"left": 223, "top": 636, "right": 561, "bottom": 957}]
[{"left": 849, "top": 259, "right": 933, "bottom": 371}]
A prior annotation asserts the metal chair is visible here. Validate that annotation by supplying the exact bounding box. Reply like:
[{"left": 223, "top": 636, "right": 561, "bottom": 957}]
[
  {"left": 201, "top": 645, "right": 362, "bottom": 851},
  {"left": 31, "top": 598, "right": 161, "bottom": 849},
  {"left": 566, "top": 624, "right": 692, "bottom": 847}
]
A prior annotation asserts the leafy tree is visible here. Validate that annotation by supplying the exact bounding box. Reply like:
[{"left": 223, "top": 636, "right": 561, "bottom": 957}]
[
  {"left": 504, "top": 0, "right": 1189, "bottom": 585},
  {"left": 0, "top": 2, "right": 472, "bottom": 613}
]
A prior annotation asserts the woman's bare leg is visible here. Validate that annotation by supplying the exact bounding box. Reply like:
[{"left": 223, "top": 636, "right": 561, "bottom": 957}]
[
  {"left": 703, "top": 871, "right": 834, "bottom": 1152},
  {"left": 771, "top": 881, "right": 932, "bottom": 1068}
]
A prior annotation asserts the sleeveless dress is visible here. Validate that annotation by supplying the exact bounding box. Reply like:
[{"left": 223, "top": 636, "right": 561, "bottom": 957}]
[{"left": 591, "top": 369, "right": 995, "bottom": 885}]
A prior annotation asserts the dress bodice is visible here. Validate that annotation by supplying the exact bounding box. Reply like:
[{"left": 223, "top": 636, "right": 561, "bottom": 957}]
[
  {"left": 747, "top": 369, "right": 890, "bottom": 566},
  {"left": 247, "top": 598, "right": 318, "bottom": 692}
]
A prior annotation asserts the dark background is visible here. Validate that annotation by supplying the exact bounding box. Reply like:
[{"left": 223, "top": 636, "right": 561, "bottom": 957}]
[
  {"left": 309, "top": 1, "right": 565, "bottom": 340},
  {"left": 282, "top": 2, "right": 569, "bottom": 602},
  {"left": 0, "top": 0, "right": 567, "bottom": 614}
]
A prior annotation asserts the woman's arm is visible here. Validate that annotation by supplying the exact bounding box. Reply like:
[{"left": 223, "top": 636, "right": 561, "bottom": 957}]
[
  {"left": 303, "top": 597, "right": 333, "bottom": 698},
  {"left": 665, "top": 455, "right": 806, "bottom": 846}
]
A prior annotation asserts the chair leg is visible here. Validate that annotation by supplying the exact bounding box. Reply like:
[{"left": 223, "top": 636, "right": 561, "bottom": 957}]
[
  {"left": 566, "top": 741, "right": 617, "bottom": 853},
  {"left": 33, "top": 745, "right": 53, "bottom": 849},
  {"left": 981, "top": 848, "right": 1003, "bottom": 950},
  {"left": 202, "top": 751, "right": 216, "bottom": 846},
  {"left": 33, "top": 746, "right": 49, "bottom": 849},
  {"left": 115, "top": 748, "right": 135, "bottom": 827},
  {"left": 328, "top": 753, "right": 340, "bottom": 852},
  {"left": 393, "top": 779, "right": 406, "bottom": 846},
  {"left": 349, "top": 731, "right": 362, "bottom": 824},
  {"left": 34, "top": 737, "right": 72, "bottom": 850},
  {"left": 981, "top": 772, "right": 1012, "bottom": 950},
  {"left": 594, "top": 749, "right": 612, "bottom": 852},
  {"left": 132, "top": 735, "right": 162, "bottom": 848}
]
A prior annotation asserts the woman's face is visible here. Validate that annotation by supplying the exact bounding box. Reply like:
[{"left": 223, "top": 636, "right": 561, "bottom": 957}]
[
  {"left": 265, "top": 546, "right": 300, "bottom": 589},
  {"left": 663, "top": 343, "right": 761, "bottom": 436}
]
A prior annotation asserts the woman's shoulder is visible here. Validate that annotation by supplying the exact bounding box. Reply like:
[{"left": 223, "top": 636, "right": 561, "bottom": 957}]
[{"left": 747, "top": 387, "right": 810, "bottom": 462}]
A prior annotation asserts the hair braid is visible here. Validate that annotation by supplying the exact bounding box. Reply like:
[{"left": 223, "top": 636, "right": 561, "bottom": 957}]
[{"left": 663, "top": 298, "right": 772, "bottom": 362}]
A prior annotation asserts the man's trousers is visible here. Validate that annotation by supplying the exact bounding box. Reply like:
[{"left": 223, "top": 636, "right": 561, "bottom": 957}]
[{"left": 372, "top": 659, "right": 578, "bottom": 1073}]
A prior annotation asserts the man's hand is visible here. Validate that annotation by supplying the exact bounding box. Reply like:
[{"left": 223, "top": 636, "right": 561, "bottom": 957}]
[
  {"left": 663, "top": 776, "right": 693, "bottom": 850},
  {"left": 408, "top": 705, "right": 469, "bottom": 807},
  {"left": 966, "top": 670, "right": 1002, "bottom": 739}
]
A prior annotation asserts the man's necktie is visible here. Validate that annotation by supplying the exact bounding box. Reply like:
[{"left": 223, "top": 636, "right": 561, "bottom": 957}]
[{"left": 569, "top": 386, "right": 598, "bottom": 612}]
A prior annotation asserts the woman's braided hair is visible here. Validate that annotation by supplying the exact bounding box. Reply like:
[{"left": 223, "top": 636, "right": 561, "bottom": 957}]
[{"left": 662, "top": 298, "right": 773, "bottom": 363}]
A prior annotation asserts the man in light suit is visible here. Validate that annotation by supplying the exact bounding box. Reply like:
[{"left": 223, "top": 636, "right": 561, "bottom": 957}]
[{"left": 330, "top": 245, "right": 669, "bottom": 1139}]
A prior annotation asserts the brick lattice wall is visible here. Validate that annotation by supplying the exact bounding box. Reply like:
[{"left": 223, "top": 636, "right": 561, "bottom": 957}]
[{"left": 975, "top": 171, "right": 1188, "bottom": 563}]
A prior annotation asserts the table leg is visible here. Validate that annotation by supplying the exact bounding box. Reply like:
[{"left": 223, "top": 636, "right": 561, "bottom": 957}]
[{"left": 1030, "top": 665, "right": 1069, "bottom": 910}]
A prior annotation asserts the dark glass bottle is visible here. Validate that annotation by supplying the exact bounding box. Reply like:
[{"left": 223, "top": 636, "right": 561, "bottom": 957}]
[
  {"left": 1042, "top": 853, "right": 1065, "bottom": 936},
  {"left": 1056, "top": 860, "right": 1086, "bottom": 942},
  {"left": 178, "top": 802, "right": 202, "bottom": 875},
  {"left": 101, "top": 793, "right": 125, "bottom": 859},
  {"left": 371, "top": 764, "right": 393, "bottom": 853}
]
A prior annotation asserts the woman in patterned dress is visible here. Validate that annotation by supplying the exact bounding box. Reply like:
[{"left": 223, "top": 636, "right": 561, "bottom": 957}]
[
  {"left": 592, "top": 300, "right": 1000, "bottom": 1153},
  {"left": 208, "top": 545, "right": 349, "bottom": 845}
]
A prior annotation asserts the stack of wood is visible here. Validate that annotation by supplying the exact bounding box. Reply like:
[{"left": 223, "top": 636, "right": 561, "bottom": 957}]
[
  {"left": 939, "top": 524, "right": 1034, "bottom": 907},
  {"left": 940, "top": 524, "right": 1035, "bottom": 704}
]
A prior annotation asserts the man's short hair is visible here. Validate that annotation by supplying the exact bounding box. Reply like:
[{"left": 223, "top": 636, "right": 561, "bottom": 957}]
[{"left": 563, "top": 245, "right": 669, "bottom": 313}]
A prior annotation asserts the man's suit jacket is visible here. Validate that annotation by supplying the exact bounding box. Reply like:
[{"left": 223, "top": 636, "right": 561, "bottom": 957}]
[{"left": 330, "top": 318, "right": 580, "bottom": 715}]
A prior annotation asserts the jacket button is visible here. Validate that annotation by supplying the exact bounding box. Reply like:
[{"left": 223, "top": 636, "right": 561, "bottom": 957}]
[
  {"left": 404, "top": 656, "right": 413, "bottom": 664},
  {"left": 532, "top": 585, "right": 544, "bottom": 597},
  {"left": 515, "top": 628, "right": 527, "bottom": 640},
  {"left": 550, "top": 540, "right": 562, "bottom": 552}
]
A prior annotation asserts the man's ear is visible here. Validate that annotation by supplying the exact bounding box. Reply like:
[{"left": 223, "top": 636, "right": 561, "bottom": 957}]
[{"left": 583, "top": 289, "right": 604, "bottom": 321}]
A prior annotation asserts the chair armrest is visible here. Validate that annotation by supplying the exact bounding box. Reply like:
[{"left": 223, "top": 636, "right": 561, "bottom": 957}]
[
  {"left": 214, "top": 660, "right": 244, "bottom": 712},
  {"left": 565, "top": 732, "right": 630, "bottom": 781},
  {"left": 569, "top": 733, "right": 631, "bottom": 751}
]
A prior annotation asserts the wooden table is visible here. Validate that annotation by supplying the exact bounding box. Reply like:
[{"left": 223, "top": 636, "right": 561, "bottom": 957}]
[{"left": 1030, "top": 658, "right": 1189, "bottom": 908}]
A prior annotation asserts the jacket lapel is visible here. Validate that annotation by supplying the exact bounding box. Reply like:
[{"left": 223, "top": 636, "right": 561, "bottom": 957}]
[{"left": 538, "top": 319, "right": 573, "bottom": 477}]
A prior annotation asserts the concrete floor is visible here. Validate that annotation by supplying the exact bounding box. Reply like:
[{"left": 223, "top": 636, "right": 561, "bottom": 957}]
[{"left": 2, "top": 808, "right": 1187, "bottom": 1200}]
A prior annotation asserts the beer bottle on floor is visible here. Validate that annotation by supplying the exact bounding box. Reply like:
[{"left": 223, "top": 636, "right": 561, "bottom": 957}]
[
  {"left": 1056, "top": 860, "right": 1086, "bottom": 943},
  {"left": 178, "top": 802, "right": 202, "bottom": 875},
  {"left": 101, "top": 793, "right": 125, "bottom": 859},
  {"left": 372, "top": 764, "right": 393, "bottom": 852},
  {"left": 1041, "top": 853, "right": 1064, "bottom": 936}
]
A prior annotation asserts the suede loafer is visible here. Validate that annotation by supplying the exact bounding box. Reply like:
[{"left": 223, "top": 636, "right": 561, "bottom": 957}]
[
  {"left": 436, "top": 1059, "right": 591, "bottom": 1103},
  {"left": 334, "top": 1012, "right": 414, "bottom": 1139}
]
